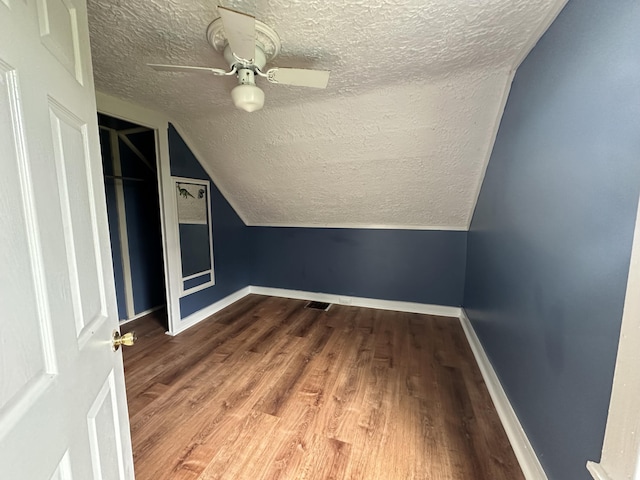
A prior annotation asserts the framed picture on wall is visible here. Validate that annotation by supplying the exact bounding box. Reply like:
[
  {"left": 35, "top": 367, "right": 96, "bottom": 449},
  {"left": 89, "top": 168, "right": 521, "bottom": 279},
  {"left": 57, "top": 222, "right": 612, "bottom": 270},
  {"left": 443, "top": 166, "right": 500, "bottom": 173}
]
[{"left": 173, "top": 177, "right": 215, "bottom": 295}]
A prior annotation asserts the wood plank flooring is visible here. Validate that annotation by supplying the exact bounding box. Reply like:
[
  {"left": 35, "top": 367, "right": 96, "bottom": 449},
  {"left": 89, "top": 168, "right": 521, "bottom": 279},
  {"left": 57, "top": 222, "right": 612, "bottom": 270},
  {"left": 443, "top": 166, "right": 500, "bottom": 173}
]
[{"left": 122, "top": 295, "right": 523, "bottom": 480}]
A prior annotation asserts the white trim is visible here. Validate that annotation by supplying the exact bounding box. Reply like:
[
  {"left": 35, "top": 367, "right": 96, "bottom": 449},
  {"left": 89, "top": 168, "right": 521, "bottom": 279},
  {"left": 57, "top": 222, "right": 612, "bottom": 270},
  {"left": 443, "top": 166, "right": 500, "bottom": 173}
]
[
  {"left": 168, "top": 286, "right": 251, "bottom": 336},
  {"left": 167, "top": 285, "right": 461, "bottom": 336},
  {"left": 246, "top": 222, "right": 468, "bottom": 231},
  {"left": 108, "top": 129, "right": 135, "bottom": 320},
  {"left": 587, "top": 192, "right": 640, "bottom": 480},
  {"left": 182, "top": 271, "right": 212, "bottom": 281},
  {"left": 586, "top": 462, "right": 612, "bottom": 480},
  {"left": 248, "top": 286, "right": 461, "bottom": 317},
  {"left": 172, "top": 176, "right": 216, "bottom": 295},
  {"left": 181, "top": 271, "right": 215, "bottom": 295},
  {"left": 119, "top": 305, "right": 164, "bottom": 325},
  {"left": 156, "top": 123, "right": 183, "bottom": 334},
  {"left": 95, "top": 92, "right": 170, "bottom": 129},
  {"left": 181, "top": 276, "right": 214, "bottom": 296},
  {"left": 459, "top": 309, "right": 547, "bottom": 480},
  {"left": 95, "top": 92, "right": 182, "bottom": 336}
]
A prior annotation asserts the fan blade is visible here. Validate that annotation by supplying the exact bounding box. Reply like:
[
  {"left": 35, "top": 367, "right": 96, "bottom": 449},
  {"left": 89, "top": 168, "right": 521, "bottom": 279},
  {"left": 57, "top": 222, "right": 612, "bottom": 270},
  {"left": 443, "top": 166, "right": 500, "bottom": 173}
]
[
  {"left": 266, "top": 68, "right": 330, "bottom": 88},
  {"left": 148, "top": 64, "right": 228, "bottom": 75},
  {"left": 218, "top": 6, "right": 256, "bottom": 61}
]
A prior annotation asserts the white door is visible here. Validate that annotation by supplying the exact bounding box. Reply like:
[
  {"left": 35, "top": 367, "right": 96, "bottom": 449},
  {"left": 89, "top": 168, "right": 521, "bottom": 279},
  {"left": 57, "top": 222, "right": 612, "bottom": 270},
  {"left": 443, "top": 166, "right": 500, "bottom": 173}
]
[{"left": 0, "top": 0, "right": 134, "bottom": 478}]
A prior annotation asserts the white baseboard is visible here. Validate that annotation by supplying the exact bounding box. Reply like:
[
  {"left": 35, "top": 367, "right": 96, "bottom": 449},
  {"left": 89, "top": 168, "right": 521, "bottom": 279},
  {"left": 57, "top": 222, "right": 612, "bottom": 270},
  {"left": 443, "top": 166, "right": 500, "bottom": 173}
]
[
  {"left": 586, "top": 462, "right": 612, "bottom": 480},
  {"left": 249, "top": 286, "right": 462, "bottom": 318},
  {"left": 459, "top": 309, "right": 547, "bottom": 480},
  {"left": 168, "top": 286, "right": 251, "bottom": 336},
  {"left": 119, "top": 305, "right": 164, "bottom": 325},
  {"left": 167, "top": 285, "right": 461, "bottom": 336}
]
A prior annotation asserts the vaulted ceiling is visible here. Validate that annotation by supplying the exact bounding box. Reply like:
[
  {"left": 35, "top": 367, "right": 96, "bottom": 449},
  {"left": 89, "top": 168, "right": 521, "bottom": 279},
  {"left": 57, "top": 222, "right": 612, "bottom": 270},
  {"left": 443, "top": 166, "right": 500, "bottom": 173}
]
[{"left": 87, "top": 0, "right": 567, "bottom": 229}]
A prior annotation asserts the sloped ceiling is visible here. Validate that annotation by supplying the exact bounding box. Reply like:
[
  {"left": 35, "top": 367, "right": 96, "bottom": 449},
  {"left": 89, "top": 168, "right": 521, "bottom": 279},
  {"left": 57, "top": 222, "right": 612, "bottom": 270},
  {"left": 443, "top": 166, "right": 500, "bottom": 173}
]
[{"left": 87, "top": 0, "right": 566, "bottom": 229}]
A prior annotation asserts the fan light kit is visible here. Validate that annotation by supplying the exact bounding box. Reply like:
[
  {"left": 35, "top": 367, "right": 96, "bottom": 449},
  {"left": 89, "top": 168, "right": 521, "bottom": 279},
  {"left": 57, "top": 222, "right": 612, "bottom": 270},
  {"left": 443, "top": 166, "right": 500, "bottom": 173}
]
[{"left": 148, "top": 6, "right": 331, "bottom": 112}]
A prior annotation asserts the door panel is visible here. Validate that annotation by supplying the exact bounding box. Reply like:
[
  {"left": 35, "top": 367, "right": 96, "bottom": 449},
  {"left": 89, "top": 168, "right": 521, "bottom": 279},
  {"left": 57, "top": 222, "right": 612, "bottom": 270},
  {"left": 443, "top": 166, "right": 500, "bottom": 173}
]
[
  {"left": 0, "top": 0, "right": 134, "bottom": 478},
  {"left": 36, "top": 0, "right": 84, "bottom": 83},
  {"left": 49, "top": 101, "right": 108, "bottom": 340},
  {"left": 0, "top": 57, "right": 57, "bottom": 421},
  {"left": 87, "top": 372, "right": 126, "bottom": 479}
]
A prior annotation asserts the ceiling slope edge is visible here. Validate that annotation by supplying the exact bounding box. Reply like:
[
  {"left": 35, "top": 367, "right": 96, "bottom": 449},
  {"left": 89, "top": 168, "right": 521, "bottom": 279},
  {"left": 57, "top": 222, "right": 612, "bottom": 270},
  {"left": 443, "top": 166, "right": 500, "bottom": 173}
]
[
  {"left": 511, "top": 0, "right": 570, "bottom": 70},
  {"left": 465, "top": 71, "right": 514, "bottom": 230},
  {"left": 170, "top": 121, "right": 251, "bottom": 225},
  {"left": 247, "top": 222, "right": 469, "bottom": 232},
  {"left": 465, "top": 0, "right": 569, "bottom": 230}
]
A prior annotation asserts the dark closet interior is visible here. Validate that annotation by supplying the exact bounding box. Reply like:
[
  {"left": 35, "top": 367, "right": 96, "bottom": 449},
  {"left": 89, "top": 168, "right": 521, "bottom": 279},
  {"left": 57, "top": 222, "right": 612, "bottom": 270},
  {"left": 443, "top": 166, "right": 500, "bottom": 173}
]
[{"left": 98, "top": 113, "right": 167, "bottom": 329}]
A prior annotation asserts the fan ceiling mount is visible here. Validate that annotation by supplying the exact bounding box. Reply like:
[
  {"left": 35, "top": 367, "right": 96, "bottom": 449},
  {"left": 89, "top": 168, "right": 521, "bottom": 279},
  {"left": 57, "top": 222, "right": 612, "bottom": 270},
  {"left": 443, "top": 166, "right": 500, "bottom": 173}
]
[
  {"left": 148, "top": 6, "right": 331, "bottom": 113},
  {"left": 206, "top": 15, "right": 281, "bottom": 62}
]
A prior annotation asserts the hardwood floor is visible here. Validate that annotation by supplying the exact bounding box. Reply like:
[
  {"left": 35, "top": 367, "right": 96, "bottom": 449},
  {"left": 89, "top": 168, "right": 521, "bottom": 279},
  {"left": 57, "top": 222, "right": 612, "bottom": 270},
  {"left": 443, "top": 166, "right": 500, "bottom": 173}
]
[{"left": 122, "top": 295, "right": 523, "bottom": 480}]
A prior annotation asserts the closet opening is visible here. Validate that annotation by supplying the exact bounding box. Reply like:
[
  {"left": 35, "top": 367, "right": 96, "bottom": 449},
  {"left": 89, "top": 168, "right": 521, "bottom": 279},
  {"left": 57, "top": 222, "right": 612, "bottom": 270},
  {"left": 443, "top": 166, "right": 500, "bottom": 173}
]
[{"left": 98, "top": 113, "right": 168, "bottom": 331}]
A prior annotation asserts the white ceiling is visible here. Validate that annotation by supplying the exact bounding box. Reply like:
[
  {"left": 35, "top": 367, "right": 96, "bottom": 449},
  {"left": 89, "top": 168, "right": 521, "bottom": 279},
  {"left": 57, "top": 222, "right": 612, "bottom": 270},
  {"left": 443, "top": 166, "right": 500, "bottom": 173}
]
[{"left": 87, "top": 0, "right": 567, "bottom": 229}]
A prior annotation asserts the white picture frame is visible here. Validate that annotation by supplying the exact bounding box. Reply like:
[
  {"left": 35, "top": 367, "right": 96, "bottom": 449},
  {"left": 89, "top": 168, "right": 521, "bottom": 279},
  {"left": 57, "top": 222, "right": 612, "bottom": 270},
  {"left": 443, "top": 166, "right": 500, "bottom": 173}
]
[{"left": 172, "top": 176, "right": 215, "bottom": 295}]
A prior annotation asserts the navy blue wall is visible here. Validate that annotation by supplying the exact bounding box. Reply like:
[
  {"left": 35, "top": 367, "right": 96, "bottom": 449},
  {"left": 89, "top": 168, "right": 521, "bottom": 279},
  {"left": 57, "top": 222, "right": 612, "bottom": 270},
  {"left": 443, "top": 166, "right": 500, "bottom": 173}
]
[
  {"left": 104, "top": 124, "right": 466, "bottom": 322},
  {"left": 250, "top": 227, "right": 466, "bottom": 306},
  {"left": 464, "top": 1, "right": 640, "bottom": 479},
  {"left": 178, "top": 224, "right": 212, "bottom": 277},
  {"left": 168, "top": 125, "right": 251, "bottom": 318}
]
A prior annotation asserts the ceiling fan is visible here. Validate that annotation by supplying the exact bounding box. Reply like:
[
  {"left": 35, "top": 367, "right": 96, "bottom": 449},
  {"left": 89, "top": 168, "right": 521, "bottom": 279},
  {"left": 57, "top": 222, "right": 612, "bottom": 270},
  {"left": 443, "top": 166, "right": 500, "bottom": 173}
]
[{"left": 148, "top": 6, "right": 331, "bottom": 112}]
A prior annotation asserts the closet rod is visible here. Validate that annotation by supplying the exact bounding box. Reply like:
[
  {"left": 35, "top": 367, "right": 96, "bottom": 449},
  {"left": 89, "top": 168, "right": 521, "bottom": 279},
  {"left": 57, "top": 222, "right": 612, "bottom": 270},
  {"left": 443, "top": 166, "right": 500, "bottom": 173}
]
[{"left": 104, "top": 175, "right": 145, "bottom": 182}]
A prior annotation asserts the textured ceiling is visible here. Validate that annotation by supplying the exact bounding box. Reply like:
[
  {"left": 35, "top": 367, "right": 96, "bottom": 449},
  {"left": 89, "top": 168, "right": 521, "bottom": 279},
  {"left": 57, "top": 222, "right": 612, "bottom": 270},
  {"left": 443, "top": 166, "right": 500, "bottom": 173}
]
[{"left": 87, "top": 0, "right": 567, "bottom": 229}]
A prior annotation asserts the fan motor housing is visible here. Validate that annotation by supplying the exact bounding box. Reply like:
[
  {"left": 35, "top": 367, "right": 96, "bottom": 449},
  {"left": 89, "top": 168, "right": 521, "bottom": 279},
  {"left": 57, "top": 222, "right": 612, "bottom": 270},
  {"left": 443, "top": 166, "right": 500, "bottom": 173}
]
[
  {"left": 223, "top": 44, "right": 267, "bottom": 71},
  {"left": 236, "top": 68, "right": 257, "bottom": 85}
]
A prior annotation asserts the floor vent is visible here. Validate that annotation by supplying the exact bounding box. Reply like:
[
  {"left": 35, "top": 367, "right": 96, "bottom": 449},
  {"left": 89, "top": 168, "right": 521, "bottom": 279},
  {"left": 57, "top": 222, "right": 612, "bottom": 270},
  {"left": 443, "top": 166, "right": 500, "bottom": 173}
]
[{"left": 305, "top": 301, "right": 331, "bottom": 311}]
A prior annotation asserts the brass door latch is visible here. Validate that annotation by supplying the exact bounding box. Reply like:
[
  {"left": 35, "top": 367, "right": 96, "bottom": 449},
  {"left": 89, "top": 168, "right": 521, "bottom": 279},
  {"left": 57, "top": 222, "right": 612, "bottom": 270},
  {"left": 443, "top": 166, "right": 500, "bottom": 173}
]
[{"left": 112, "top": 330, "right": 137, "bottom": 351}]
